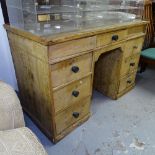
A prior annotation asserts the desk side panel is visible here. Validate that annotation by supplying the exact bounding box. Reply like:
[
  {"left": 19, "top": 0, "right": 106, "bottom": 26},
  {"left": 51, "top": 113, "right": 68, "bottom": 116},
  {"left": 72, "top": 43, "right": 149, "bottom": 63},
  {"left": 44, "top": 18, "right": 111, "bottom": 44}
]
[{"left": 7, "top": 32, "right": 55, "bottom": 139}]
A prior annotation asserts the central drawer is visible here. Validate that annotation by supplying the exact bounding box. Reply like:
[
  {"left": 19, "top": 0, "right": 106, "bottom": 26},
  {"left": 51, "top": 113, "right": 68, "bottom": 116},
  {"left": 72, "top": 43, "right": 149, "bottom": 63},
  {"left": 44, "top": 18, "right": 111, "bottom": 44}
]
[
  {"left": 97, "top": 29, "right": 127, "bottom": 47},
  {"left": 51, "top": 53, "right": 92, "bottom": 88},
  {"left": 55, "top": 97, "right": 91, "bottom": 134},
  {"left": 53, "top": 76, "right": 92, "bottom": 113}
]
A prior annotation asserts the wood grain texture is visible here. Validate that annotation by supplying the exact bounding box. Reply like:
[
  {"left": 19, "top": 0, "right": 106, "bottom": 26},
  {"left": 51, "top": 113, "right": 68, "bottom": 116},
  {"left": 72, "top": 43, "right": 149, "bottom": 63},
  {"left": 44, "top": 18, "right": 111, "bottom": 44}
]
[
  {"left": 7, "top": 32, "right": 55, "bottom": 138},
  {"left": 129, "top": 55, "right": 141, "bottom": 74},
  {"left": 6, "top": 21, "right": 147, "bottom": 143},
  {"left": 49, "top": 37, "right": 96, "bottom": 63},
  {"left": 118, "top": 72, "right": 136, "bottom": 93},
  {"left": 123, "top": 37, "right": 144, "bottom": 59},
  {"left": 97, "top": 29, "right": 127, "bottom": 47},
  {"left": 117, "top": 84, "right": 135, "bottom": 99},
  {"left": 94, "top": 48, "right": 123, "bottom": 99},
  {"left": 93, "top": 35, "right": 144, "bottom": 99},
  {"left": 128, "top": 26, "right": 145, "bottom": 37},
  {"left": 4, "top": 21, "right": 148, "bottom": 45},
  {"left": 53, "top": 76, "right": 92, "bottom": 114},
  {"left": 120, "top": 54, "right": 140, "bottom": 77},
  {"left": 55, "top": 97, "right": 91, "bottom": 134},
  {"left": 143, "top": 0, "right": 154, "bottom": 48},
  {"left": 51, "top": 53, "right": 92, "bottom": 88},
  {"left": 55, "top": 113, "right": 90, "bottom": 143}
]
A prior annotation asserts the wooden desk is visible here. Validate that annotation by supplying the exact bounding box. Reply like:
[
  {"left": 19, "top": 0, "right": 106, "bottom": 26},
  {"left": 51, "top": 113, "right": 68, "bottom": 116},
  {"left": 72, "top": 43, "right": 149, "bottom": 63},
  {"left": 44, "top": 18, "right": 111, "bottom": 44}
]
[{"left": 5, "top": 21, "right": 147, "bottom": 143}]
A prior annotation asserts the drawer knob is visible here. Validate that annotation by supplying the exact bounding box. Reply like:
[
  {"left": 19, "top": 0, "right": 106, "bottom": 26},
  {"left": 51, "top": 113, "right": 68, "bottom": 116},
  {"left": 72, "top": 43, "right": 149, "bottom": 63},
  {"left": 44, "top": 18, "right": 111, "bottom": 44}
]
[
  {"left": 72, "top": 91, "right": 80, "bottom": 97},
  {"left": 133, "top": 45, "right": 138, "bottom": 49},
  {"left": 130, "top": 63, "right": 135, "bottom": 66},
  {"left": 71, "top": 66, "right": 79, "bottom": 73},
  {"left": 127, "top": 80, "right": 132, "bottom": 84},
  {"left": 72, "top": 112, "right": 80, "bottom": 118},
  {"left": 112, "top": 35, "right": 119, "bottom": 41}
]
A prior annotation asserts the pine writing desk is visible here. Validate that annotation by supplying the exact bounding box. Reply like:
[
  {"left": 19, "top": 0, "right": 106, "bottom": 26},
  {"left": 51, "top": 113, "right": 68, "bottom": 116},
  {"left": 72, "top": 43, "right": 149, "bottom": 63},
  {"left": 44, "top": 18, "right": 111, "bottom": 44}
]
[{"left": 5, "top": 21, "right": 147, "bottom": 143}]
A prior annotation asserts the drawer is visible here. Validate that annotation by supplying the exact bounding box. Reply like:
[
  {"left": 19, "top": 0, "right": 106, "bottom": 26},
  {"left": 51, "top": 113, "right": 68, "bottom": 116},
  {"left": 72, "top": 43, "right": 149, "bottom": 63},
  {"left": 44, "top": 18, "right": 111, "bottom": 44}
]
[
  {"left": 55, "top": 97, "right": 90, "bottom": 134},
  {"left": 124, "top": 37, "right": 144, "bottom": 58},
  {"left": 53, "top": 76, "right": 92, "bottom": 113},
  {"left": 120, "top": 54, "right": 140, "bottom": 77},
  {"left": 49, "top": 37, "right": 95, "bottom": 62},
  {"left": 132, "top": 37, "right": 144, "bottom": 55},
  {"left": 97, "top": 30, "right": 127, "bottom": 47},
  {"left": 118, "top": 73, "right": 136, "bottom": 93},
  {"left": 129, "top": 55, "right": 140, "bottom": 74},
  {"left": 128, "top": 26, "right": 145, "bottom": 36},
  {"left": 51, "top": 53, "right": 92, "bottom": 88}
]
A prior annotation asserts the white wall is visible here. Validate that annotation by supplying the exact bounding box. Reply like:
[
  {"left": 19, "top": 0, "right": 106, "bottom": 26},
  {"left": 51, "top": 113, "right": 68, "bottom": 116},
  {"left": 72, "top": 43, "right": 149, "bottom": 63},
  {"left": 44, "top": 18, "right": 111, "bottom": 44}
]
[{"left": 0, "top": 5, "right": 18, "bottom": 90}]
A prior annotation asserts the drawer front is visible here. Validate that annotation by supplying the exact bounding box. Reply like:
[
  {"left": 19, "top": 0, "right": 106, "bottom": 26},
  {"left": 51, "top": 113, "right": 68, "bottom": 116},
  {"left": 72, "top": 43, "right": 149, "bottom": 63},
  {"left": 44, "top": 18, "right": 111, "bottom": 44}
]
[
  {"left": 128, "top": 26, "right": 145, "bottom": 36},
  {"left": 55, "top": 97, "right": 90, "bottom": 134},
  {"left": 49, "top": 37, "right": 95, "bottom": 62},
  {"left": 120, "top": 54, "right": 140, "bottom": 77},
  {"left": 124, "top": 37, "right": 144, "bottom": 58},
  {"left": 97, "top": 30, "right": 127, "bottom": 47},
  {"left": 129, "top": 55, "right": 140, "bottom": 74},
  {"left": 120, "top": 57, "right": 130, "bottom": 77},
  {"left": 53, "top": 76, "right": 92, "bottom": 113},
  {"left": 51, "top": 53, "right": 92, "bottom": 88},
  {"left": 118, "top": 73, "right": 136, "bottom": 93},
  {"left": 132, "top": 37, "right": 144, "bottom": 55}
]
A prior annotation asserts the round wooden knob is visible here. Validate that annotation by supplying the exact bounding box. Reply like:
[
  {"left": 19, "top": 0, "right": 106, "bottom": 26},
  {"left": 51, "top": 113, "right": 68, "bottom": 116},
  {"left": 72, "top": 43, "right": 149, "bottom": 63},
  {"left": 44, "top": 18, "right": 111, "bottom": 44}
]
[
  {"left": 72, "top": 91, "right": 80, "bottom": 97},
  {"left": 127, "top": 80, "right": 132, "bottom": 84},
  {"left": 71, "top": 66, "right": 79, "bottom": 73},
  {"left": 130, "top": 63, "right": 135, "bottom": 66},
  {"left": 112, "top": 35, "right": 119, "bottom": 41},
  {"left": 133, "top": 45, "right": 138, "bottom": 49},
  {"left": 72, "top": 112, "right": 80, "bottom": 118}
]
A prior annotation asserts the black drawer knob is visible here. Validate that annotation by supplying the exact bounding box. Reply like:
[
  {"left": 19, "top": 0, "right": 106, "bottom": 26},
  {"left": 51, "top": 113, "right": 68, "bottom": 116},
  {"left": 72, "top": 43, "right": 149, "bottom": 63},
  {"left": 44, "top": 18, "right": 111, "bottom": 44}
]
[
  {"left": 71, "top": 66, "right": 79, "bottom": 73},
  {"left": 72, "top": 91, "right": 80, "bottom": 97},
  {"left": 133, "top": 45, "right": 138, "bottom": 49},
  {"left": 127, "top": 80, "right": 132, "bottom": 84},
  {"left": 73, "top": 112, "right": 80, "bottom": 118},
  {"left": 112, "top": 35, "right": 119, "bottom": 41},
  {"left": 130, "top": 63, "right": 135, "bottom": 66}
]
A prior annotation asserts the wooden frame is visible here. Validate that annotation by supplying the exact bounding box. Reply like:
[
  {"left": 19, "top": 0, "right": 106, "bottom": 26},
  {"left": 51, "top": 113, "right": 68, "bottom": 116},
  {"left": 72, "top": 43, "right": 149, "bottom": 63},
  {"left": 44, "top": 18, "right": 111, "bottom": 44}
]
[
  {"left": 139, "top": 0, "right": 155, "bottom": 73},
  {"left": 143, "top": 0, "right": 154, "bottom": 49}
]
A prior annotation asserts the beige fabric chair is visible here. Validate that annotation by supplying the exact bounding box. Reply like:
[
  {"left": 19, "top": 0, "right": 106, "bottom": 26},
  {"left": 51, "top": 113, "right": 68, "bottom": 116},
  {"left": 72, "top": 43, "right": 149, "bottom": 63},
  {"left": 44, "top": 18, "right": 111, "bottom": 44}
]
[
  {"left": 0, "top": 127, "right": 47, "bottom": 155},
  {"left": 0, "top": 81, "right": 25, "bottom": 130},
  {"left": 0, "top": 81, "right": 47, "bottom": 155}
]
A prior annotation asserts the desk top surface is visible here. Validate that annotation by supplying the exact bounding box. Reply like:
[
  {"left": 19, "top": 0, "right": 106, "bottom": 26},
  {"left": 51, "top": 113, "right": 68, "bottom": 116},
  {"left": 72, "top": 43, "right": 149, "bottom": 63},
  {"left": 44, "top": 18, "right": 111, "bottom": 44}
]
[{"left": 4, "top": 21, "right": 148, "bottom": 46}]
